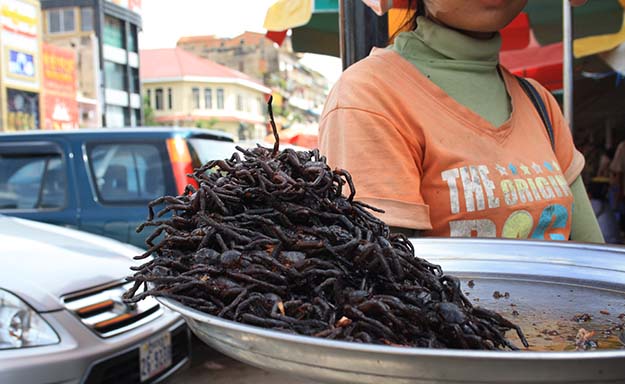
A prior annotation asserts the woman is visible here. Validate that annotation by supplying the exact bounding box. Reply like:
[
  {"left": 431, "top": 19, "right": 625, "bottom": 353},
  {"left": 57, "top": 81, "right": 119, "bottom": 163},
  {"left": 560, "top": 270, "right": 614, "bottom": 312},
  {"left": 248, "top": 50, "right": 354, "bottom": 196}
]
[{"left": 319, "top": 0, "right": 603, "bottom": 242}]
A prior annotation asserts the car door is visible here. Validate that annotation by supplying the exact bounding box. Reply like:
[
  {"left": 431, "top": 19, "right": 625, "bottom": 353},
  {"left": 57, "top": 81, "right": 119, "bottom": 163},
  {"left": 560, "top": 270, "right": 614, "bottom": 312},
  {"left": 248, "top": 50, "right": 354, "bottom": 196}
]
[
  {"left": 0, "top": 140, "right": 79, "bottom": 228},
  {"left": 77, "top": 140, "right": 172, "bottom": 248}
]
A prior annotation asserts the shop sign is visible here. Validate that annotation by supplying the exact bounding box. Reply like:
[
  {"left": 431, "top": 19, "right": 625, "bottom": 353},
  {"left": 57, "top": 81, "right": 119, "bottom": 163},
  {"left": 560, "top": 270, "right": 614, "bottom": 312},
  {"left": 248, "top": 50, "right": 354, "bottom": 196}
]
[
  {"left": 6, "top": 88, "right": 39, "bottom": 131},
  {"left": 43, "top": 94, "right": 78, "bottom": 130},
  {"left": 107, "top": 0, "right": 141, "bottom": 14},
  {"left": 42, "top": 44, "right": 78, "bottom": 130},
  {"left": 0, "top": 0, "right": 37, "bottom": 38},
  {"left": 42, "top": 44, "right": 76, "bottom": 93},
  {"left": 8, "top": 49, "right": 35, "bottom": 78}
]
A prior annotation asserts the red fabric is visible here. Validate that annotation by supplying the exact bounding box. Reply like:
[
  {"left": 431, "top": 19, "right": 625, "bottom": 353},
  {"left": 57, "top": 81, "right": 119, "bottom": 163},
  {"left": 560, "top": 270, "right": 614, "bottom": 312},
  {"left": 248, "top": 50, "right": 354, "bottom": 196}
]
[
  {"left": 266, "top": 30, "right": 288, "bottom": 46},
  {"left": 500, "top": 13, "right": 530, "bottom": 51},
  {"left": 288, "top": 134, "right": 318, "bottom": 148},
  {"left": 500, "top": 42, "right": 563, "bottom": 91},
  {"left": 154, "top": 115, "right": 264, "bottom": 124}
]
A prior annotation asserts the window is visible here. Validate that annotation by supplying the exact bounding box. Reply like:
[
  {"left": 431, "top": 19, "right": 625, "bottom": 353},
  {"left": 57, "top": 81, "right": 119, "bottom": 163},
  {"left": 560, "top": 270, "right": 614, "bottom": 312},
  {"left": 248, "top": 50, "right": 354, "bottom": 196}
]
[
  {"left": 104, "top": 61, "right": 125, "bottom": 90},
  {"left": 130, "top": 108, "right": 140, "bottom": 126},
  {"left": 80, "top": 7, "right": 93, "bottom": 31},
  {"left": 88, "top": 144, "right": 166, "bottom": 202},
  {"left": 103, "top": 16, "right": 124, "bottom": 48},
  {"left": 155, "top": 88, "right": 163, "bottom": 110},
  {"left": 0, "top": 153, "right": 66, "bottom": 210},
  {"left": 134, "top": 108, "right": 141, "bottom": 126},
  {"left": 129, "top": 68, "right": 139, "bottom": 93},
  {"left": 204, "top": 88, "right": 212, "bottom": 109},
  {"left": 63, "top": 8, "right": 75, "bottom": 31},
  {"left": 128, "top": 25, "right": 138, "bottom": 52},
  {"left": 192, "top": 87, "right": 200, "bottom": 109},
  {"left": 48, "top": 10, "right": 61, "bottom": 33},
  {"left": 236, "top": 94, "right": 243, "bottom": 111},
  {"left": 216, "top": 88, "right": 224, "bottom": 109},
  {"left": 47, "top": 8, "right": 75, "bottom": 34},
  {"left": 105, "top": 105, "right": 125, "bottom": 127},
  {"left": 146, "top": 89, "right": 152, "bottom": 107},
  {"left": 167, "top": 88, "right": 173, "bottom": 109}
]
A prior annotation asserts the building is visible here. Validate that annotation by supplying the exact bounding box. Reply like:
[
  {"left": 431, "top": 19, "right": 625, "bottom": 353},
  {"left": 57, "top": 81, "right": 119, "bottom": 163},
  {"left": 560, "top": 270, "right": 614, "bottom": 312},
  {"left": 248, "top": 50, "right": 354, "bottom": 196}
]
[
  {"left": 0, "top": 0, "right": 43, "bottom": 131},
  {"left": 176, "top": 32, "right": 329, "bottom": 134},
  {"left": 41, "top": 0, "right": 142, "bottom": 127},
  {"left": 177, "top": 32, "right": 280, "bottom": 84},
  {"left": 140, "top": 48, "right": 271, "bottom": 140}
]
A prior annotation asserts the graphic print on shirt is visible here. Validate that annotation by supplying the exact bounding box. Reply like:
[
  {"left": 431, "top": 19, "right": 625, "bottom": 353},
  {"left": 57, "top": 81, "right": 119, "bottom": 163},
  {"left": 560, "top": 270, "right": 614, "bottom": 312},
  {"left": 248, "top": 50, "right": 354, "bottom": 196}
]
[{"left": 440, "top": 160, "right": 572, "bottom": 240}]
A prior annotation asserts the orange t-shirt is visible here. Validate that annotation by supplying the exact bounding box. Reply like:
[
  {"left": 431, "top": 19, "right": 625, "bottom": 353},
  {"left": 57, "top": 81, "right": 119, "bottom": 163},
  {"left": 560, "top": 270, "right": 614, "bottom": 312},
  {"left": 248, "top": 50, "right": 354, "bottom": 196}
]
[{"left": 319, "top": 48, "right": 585, "bottom": 240}]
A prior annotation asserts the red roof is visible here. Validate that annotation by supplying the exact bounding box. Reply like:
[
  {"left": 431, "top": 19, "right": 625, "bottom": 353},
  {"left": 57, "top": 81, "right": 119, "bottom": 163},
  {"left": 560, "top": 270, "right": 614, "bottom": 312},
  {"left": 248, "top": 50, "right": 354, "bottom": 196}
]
[
  {"left": 177, "top": 35, "right": 218, "bottom": 44},
  {"left": 154, "top": 115, "right": 265, "bottom": 125},
  {"left": 177, "top": 31, "right": 274, "bottom": 50},
  {"left": 140, "top": 48, "right": 267, "bottom": 90}
]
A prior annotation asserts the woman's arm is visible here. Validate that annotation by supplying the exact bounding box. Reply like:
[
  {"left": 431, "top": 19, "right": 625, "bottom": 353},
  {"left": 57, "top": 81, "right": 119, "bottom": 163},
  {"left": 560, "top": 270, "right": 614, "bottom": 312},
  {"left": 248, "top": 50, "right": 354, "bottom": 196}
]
[{"left": 570, "top": 176, "right": 605, "bottom": 243}]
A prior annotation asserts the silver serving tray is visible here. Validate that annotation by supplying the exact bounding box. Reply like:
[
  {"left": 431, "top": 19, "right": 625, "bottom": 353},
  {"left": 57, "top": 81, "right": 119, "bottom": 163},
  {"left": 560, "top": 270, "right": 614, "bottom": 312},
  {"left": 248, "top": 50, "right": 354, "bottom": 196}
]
[{"left": 158, "top": 239, "right": 625, "bottom": 383}]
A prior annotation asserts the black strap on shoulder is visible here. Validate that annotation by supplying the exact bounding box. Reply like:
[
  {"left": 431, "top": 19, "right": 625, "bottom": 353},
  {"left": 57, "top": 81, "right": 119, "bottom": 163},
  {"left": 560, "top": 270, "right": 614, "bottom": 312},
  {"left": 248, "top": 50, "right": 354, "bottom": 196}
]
[{"left": 516, "top": 76, "right": 555, "bottom": 151}]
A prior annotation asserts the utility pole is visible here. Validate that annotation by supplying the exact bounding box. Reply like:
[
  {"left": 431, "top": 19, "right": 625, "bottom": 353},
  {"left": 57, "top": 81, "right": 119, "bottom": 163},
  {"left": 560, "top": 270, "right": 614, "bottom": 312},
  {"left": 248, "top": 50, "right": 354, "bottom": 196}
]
[
  {"left": 562, "top": 0, "right": 574, "bottom": 132},
  {"left": 339, "top": 0, "right": 389, "bottom": 70}
]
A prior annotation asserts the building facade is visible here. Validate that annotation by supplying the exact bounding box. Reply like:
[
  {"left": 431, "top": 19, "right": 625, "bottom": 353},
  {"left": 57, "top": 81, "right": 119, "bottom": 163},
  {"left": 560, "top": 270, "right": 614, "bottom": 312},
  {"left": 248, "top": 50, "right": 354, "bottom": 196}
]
[
  {"left": 41, "top": 0, "right": 141, "bottom": 127},
  {"left": 177, "top": 32, "right": 280, "bottom": 84},
  {"left": 0, "top": 0, "right": 43, "bottom": 131},
  {"left": 140, "top": 48, "right": 271, "bottom": 140},
  {"left": 176, "top": 32, "right": 329, "bottom": 128}
]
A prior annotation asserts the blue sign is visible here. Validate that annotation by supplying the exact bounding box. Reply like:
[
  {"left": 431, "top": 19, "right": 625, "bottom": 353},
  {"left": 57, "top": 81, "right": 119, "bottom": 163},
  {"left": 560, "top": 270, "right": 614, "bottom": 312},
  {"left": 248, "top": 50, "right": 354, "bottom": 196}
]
[{"left": 8, "top": 50, "right": 35, "bottom": 78}]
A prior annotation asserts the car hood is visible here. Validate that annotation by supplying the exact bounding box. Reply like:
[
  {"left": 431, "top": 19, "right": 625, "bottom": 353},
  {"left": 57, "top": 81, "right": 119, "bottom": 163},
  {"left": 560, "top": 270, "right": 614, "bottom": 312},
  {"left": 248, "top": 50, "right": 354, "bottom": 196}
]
[{"left": 0, "top": 216, "right": 143, "bottom": 312}]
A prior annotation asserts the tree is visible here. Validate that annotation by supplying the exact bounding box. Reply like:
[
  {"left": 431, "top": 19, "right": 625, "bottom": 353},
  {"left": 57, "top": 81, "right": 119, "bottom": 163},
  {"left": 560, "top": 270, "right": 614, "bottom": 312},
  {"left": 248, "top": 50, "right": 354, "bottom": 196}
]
[
  {"left": 143, "top": 95, "right": 157, "bottom": 126},
  {"left": 195, "top": 118, "right": 219, "bottom": 129}
]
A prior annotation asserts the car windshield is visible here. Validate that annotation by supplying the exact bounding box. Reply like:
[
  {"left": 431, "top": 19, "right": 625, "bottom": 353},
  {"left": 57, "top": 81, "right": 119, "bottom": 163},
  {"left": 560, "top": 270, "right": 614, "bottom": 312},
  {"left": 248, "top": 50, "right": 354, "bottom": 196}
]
[{"left": 187, "top": 138, "right": 238, "bottom": 167}]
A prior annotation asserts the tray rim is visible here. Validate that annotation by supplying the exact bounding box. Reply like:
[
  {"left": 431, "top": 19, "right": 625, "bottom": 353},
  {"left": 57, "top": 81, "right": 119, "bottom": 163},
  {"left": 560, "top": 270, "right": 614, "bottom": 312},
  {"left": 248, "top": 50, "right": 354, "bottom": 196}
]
[{"left": 158, "top": 296, "right": 625, "bottom": 361}]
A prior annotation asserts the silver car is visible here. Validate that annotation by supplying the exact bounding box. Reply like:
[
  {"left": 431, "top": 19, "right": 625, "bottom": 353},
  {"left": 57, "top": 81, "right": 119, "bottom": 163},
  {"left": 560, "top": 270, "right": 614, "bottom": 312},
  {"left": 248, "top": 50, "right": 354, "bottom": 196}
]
[{"left": 0, "top": 216, "right": 190, "bottom": 383}]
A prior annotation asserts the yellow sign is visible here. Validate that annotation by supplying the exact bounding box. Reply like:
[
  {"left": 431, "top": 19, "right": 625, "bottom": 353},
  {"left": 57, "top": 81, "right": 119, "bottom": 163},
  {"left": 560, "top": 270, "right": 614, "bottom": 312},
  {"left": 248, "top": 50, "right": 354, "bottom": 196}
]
[{"left": 0, "top": 1, "right": 37, "bottom": 38}]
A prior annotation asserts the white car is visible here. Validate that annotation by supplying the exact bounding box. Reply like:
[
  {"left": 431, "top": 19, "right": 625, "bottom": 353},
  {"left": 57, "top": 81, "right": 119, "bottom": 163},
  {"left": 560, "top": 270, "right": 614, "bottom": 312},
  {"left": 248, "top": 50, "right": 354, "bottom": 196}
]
[{"left": 0, "top": 216, "right": 190, "bottom": 383}]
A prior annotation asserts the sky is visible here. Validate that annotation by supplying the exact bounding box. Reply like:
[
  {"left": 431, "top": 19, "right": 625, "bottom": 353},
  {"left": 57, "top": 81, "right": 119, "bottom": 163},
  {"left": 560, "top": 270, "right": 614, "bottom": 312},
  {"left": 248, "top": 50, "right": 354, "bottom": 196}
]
[{"left": 138, "top": 0, "right": 343, "bottom": 85}]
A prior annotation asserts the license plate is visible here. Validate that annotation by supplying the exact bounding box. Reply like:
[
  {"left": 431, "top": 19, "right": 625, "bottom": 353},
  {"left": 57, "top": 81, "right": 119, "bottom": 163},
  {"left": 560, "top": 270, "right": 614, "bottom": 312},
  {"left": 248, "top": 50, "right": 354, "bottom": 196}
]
[{"left": 139, "top": 331, "right": 172, "bottom": 382}]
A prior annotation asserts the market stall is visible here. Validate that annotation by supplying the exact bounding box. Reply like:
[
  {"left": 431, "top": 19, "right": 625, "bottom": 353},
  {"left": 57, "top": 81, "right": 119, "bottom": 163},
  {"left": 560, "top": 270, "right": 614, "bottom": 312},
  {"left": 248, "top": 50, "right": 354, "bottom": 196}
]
[{"left": 120, "top": 3, "right": 625, "bottom": 383}]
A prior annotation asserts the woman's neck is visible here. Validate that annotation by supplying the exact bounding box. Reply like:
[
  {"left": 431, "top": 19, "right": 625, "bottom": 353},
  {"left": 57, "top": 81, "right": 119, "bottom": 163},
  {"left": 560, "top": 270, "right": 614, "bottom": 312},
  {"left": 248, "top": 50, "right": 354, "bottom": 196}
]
[
  {"left": 409, "top": 16, "right": 501, "bottom": 62},
  {"left": 425, "top": 14, "right": 498, "bottom": 40}
]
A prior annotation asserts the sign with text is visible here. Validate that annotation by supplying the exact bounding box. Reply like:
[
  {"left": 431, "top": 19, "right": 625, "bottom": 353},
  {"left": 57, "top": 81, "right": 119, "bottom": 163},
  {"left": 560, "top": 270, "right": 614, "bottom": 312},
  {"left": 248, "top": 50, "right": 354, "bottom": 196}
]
[
  {"left": 0, "top": 0, "right": 37, "bottom": 38},
  {"left": 43, "top": 94, "right": 79, "bottom": 130},
  {"left": 107, "top": 0, "right": 141, "bottom": 14},
  {"left": 43, "top": 44, "right": 76, "bottom": 93},
  {"left": 42, "top": 44, "right": 78, "bottom": 130}
]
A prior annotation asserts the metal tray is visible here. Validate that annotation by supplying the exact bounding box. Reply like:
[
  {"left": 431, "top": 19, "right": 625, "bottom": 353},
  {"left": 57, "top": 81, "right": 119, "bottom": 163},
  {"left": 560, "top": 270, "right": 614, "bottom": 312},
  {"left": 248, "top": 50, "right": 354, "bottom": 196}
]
[{"left": 158, "top": 239, "right": 625, "bottom": 384}]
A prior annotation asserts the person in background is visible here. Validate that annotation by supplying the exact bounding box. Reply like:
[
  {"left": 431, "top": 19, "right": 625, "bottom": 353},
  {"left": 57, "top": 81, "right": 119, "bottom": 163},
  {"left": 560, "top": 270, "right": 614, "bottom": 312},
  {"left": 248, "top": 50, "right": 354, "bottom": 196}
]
[
  {"left": 597, "top": 146, "right": 614, "bottom": 179},
  {"left": 588, "top": 177, "right": 621, "bottom": 244},
  {"left": 610, "top": 139, "right": 625, "bottom": 229},
  {"left": 319, "top": 0, "right": 603, "bottom": 243}
]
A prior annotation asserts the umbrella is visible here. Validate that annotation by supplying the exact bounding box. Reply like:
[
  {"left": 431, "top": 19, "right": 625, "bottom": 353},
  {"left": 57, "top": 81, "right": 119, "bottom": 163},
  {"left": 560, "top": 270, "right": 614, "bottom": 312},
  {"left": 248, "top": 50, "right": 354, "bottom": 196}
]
[{"left": 266, "top": 0, "right": 624, "bottom": 57}]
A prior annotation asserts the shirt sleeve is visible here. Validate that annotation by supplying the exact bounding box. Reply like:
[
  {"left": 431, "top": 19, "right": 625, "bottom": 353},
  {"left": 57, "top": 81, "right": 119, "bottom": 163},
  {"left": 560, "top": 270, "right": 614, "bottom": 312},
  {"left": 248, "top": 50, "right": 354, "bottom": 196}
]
[
  {"left": 319, "top": 106, "right": 432, "bottom": 230},
  {"left": 532, "top": 79, "right": 585, "bottom": 185}
]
